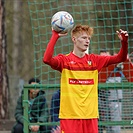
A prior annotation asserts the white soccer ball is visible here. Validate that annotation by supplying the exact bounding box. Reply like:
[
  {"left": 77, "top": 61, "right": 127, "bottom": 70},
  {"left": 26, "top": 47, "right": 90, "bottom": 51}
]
[{"left": 51, "top": 11, "right": 74, "bottom": 33}]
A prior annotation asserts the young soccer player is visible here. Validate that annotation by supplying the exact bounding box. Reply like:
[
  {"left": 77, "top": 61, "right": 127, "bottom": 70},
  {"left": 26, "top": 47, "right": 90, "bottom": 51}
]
[{"left": 43, "top": 24, "right": 128, "bottom": 133}]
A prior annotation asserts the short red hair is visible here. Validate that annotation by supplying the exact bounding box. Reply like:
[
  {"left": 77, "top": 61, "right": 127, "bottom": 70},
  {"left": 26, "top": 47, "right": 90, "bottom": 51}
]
[{"left": 71, "top": 24, "right": 94, "bottom": 37}]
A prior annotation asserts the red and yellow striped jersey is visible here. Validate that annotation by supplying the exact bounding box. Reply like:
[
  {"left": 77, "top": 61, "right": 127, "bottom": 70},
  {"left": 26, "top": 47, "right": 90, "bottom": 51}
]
[
  {"left": 58, "top": 53, "right": 100, "bottom": 119},
  {"left": 43, "top": 31, "right": 128, "bottom": 119}
]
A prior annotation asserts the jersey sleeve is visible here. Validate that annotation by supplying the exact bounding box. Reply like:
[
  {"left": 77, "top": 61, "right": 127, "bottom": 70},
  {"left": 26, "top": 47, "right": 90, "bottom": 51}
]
[
  {"left": 43, "top": 31, "right": 63, "bottom": 72},
  {"left": 96, "top": 40, "right": 128, "bottom": 71}
]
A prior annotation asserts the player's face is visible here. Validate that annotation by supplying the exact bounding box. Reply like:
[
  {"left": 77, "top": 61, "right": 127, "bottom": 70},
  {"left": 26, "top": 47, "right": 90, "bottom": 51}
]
[{"left": 73, "top": 32, "right": 91, "bottom": 52}]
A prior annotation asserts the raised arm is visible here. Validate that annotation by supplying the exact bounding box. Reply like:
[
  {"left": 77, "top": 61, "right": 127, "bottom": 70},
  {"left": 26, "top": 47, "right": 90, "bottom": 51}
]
[
  {"left": 43, "top": 30, "right": 59, "bottom": 66},
  {"left": 97, "top": 29, "right": 128, "bottom": 71},
  {"left": 43, "top": 30, "right": 67, "bottom": 67},
  {"left": 108, "top": 29, "right": 128, "bottom": 64}
]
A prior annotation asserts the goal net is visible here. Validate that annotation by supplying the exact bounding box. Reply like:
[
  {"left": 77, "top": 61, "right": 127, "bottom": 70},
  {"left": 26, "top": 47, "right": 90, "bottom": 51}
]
[{"left": 24, "top": 0, "right": 133, "bottom": 132}]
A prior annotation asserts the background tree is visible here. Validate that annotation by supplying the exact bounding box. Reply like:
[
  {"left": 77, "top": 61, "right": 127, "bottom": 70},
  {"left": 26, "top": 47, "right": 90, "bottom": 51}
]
[
  {"left": 5, "top": 0, "right": 34, "bottom": 119},
  {"left": 0, "top": 0, "right": 9, "bottom": 119}
]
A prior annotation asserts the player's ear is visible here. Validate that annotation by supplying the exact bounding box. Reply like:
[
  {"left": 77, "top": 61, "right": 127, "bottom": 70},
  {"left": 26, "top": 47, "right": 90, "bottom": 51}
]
[{"left": 72, "top": 36, "right": 76, "bottom": 42}]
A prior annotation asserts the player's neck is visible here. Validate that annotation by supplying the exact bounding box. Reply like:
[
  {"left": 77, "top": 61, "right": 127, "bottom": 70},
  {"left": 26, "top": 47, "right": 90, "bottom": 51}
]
[{"left": 72, "top": 50, "right": 85, "bottom": 58}]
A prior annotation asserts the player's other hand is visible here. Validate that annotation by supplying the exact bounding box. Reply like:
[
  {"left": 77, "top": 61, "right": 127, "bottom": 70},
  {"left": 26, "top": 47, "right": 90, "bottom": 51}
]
[
  {"left": 52, "top": 27, "right": 68, "bottom": 37},
  {"left": 116, "top": 29, "right": 128, "bottom": 42}
]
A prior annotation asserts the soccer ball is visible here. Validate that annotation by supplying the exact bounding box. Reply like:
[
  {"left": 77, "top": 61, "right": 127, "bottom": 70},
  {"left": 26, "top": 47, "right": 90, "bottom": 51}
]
[{"left": 51, "top": 11, "right": 74, "bottom": 33}]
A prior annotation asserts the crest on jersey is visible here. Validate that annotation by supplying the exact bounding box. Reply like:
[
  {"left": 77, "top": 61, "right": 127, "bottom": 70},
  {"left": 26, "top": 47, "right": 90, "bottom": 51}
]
[{"left": 88, "top": 60, "right": 92, "bottom": 66}]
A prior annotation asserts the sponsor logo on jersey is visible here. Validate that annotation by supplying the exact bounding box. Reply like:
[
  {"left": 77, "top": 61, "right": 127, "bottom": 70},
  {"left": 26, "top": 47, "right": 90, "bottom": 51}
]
[{"left": 69, "top": 78, "right": 94, "bottom": 85}]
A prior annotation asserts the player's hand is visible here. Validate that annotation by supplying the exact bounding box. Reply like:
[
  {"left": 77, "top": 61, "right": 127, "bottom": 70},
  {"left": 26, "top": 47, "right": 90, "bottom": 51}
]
[
  {"left": 52, "top": 27, "right": 68, "bottom": 37},
  {"left": 58, "top": 32, "right": 68, "bottom": 37},
  {"left": 30, "top": 125, "right": 40, "bottom": 132},
  {"left": 116, "top": 29, "right": 128, "bottom": 42}
]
